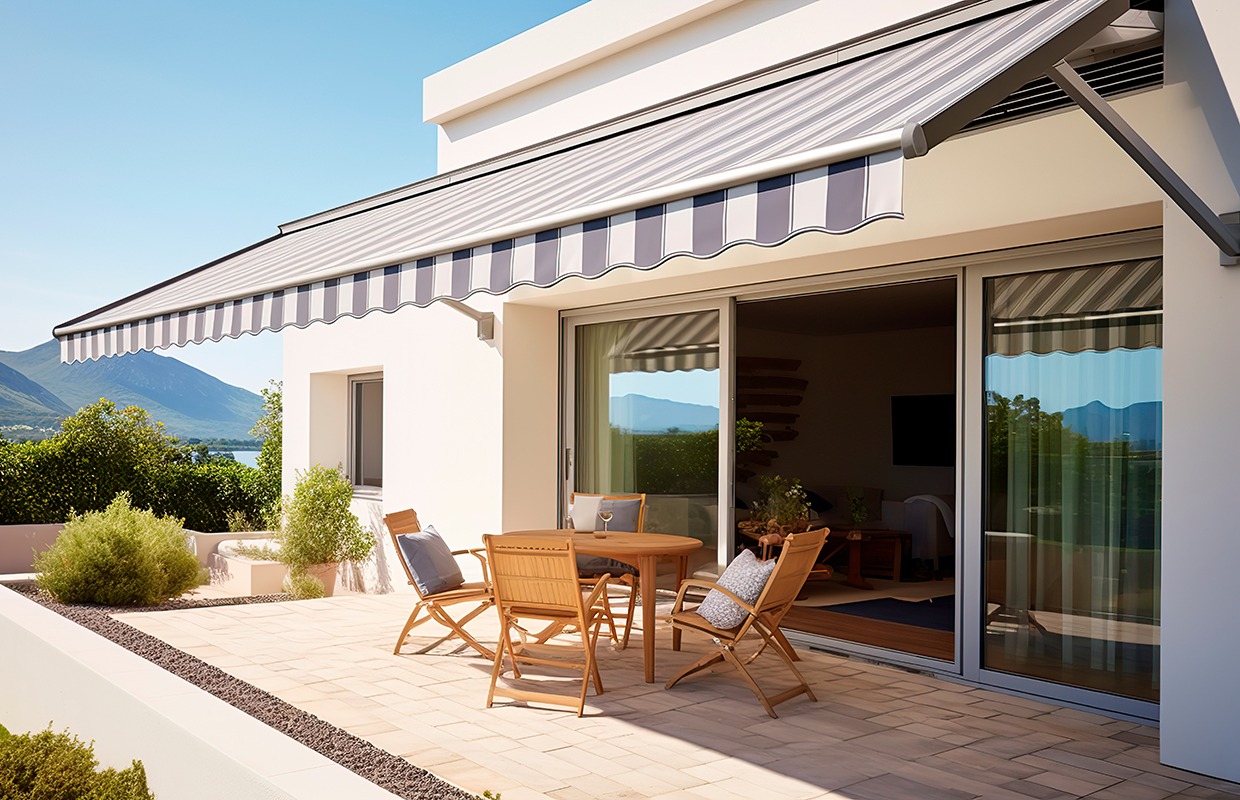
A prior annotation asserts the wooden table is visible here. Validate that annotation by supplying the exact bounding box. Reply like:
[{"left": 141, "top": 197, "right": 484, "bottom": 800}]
[
  {"left": 826, "top": 529, "right": 911, "bottom": 590},
  {"left": 501, "top": 530, "right": 703, "bottom": 683}
]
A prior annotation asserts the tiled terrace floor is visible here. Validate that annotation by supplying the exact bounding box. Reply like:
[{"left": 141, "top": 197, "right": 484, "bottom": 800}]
[{"left": 117, "top": 594, "right": 1240, "bottom": 800}]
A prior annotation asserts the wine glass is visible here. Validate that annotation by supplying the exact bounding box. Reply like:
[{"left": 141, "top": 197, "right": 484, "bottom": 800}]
[{"left": 597, "top": 509, "right": 614, "bottom": 536}]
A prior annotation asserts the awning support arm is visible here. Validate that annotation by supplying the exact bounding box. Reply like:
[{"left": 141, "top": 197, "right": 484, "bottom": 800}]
[
  {"left": 440, "top": 299, "right": 496, "bottom": 341},
  {"left": 1047, "top": 60, "right": 1240, "bottom": 266}
]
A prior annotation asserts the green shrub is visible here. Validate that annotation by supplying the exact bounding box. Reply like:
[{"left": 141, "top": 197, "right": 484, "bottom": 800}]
[
  {"left": 0, "top": 725, "right": 153, "bottom": 800},
  {"left": 283, "top": 571, "right": 326, "bottom": 600},
  {"left": 277, "top": 465, "right": 373, "bottom": 571},
  {"left": 34, "top": 493, "right": 200, "bottom": 606},
  {"left": 0, "top": 399, "right": 278, "bottom": 531}
]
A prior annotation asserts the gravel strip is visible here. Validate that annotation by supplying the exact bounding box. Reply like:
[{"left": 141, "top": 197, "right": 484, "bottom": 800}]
[{"left": 10, "top": 585, "right": 476, "bottom": 800}]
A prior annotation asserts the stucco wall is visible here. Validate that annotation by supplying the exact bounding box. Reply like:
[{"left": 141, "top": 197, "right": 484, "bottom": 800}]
[
  {"left": 1158, "top": 0, "right": 1240, "bottom": 783},
  {"left": 427, "top": 0, "right": 965, "bottom": 170}
]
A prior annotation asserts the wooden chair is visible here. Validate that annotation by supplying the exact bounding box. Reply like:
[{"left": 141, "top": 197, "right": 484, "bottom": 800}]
[
  {"left": 385, "top": 509, "right": 495, "bottom": 659},
  {"left": 570, "top": 492, "right": 646, "bottom": 649},
  {"left": 483, "top": 534, "right": 612, "bottom": 717},
  {"left": 665, "top": 528, "right": 827, "bottom": 718}
]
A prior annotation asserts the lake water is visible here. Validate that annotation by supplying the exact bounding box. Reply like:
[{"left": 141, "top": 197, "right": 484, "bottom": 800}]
[{"left": 212, "top": 450, "right": 260, "bottom": 468}]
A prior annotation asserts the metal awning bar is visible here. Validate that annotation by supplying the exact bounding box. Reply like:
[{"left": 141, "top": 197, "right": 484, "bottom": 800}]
[{"left": 1046, "top": 59, "right": 1240, "bottom": 265}]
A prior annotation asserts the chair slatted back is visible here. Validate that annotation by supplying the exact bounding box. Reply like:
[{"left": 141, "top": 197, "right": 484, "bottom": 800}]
[
  {"left": 569, "top": 492, "right": 647, "bottom": 532},
  {"left": 384, "top": 509, "right": 423, "bottom": 593},
  {"left": 754, "top": 528, "right": 828, "bottom": 615},
  {"left": 484, "top": 535, "right": 585, "bottom": 616}
]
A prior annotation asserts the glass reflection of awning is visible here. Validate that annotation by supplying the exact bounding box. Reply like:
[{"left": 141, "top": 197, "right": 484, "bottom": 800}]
[
  {"left": 609, "top": 312, "right": 719, "bottom": 374},
  {"left": 989, "top": 258, "right": 1162, "bottom": 356},
  {"left": 54, "top": 0, "right": 1128, "bottom": 363}
]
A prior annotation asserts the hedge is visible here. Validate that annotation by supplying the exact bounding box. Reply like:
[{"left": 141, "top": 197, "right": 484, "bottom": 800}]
[{"left": 0, "top": 400, "right": 275, "bottom": 531}]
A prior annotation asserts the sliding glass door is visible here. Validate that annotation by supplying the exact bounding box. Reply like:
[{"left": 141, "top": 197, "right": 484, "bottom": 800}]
[
  {"left": 569, "top": 308, "right": 723, "bottom": 572},
  {"left": 982, "top": 258, "right": 1162, "bottom": 702}
]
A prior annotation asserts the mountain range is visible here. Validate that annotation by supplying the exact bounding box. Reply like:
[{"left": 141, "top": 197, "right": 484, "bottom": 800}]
[
  {"left": 1060, "top": 400, "right": 1162, "bottom": 448},
  {"left": 610, "top": 393, "right": 719, "bottom": 433},
  {"left": 0, "top": 340, "right": 264, "bottom": 440}
]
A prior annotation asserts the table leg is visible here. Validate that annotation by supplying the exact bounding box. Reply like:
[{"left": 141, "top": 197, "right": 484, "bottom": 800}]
[
  {"left": 845, "top": 538, "right": 874, "bottom": 591},
  {"left": 672, "top": 556, "right": 688, "bottom": 652},
  {"left": 640, "top": 555, "right": 657, "bottom": 683}
]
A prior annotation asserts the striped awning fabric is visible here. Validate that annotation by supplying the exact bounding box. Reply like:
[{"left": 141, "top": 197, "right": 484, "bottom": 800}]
[
  {"left": 609, "top": 311, "right": 720, "bottom": 374},
  {"left": 55, "top": 0, "right": 1125, "bottom": 362},
  {"left": 988, "top": 258, "right": 1163, "bottom": 355}
]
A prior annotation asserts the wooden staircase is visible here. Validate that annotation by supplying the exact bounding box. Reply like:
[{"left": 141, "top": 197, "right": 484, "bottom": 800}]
[{"left": 735, "top": 356, "right": 807, "bottom": 481}]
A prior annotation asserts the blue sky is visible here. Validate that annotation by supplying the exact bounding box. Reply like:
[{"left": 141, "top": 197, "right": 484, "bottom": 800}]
[
  {"left": 986, "top": 348, "right": 1162, "bottom": 413},
  {"left": 0, "top": 1, "right": 585, "bottom": 393}
]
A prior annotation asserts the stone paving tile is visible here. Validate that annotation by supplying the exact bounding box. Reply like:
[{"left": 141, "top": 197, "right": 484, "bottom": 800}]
[{"left": 115, "top": 593, "right": 1240, "bottom": 800}]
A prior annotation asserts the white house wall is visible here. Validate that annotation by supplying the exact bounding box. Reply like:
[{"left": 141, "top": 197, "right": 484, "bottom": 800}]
[
  {"left": 426, "top": 0, "right": 966, "bottom": 171},
  {"left": 1157, "top": 0, "right": 1240, "bottom": 783}
]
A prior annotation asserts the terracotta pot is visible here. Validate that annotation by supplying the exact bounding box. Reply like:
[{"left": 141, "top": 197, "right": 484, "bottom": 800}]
[{"left": 302, "top": 562, "right": 339, "bottom": 597}]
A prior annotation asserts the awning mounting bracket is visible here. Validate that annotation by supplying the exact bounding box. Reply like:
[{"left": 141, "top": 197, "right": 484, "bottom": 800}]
[
  {"left": 1047, "top": 60, "right": 1240, "bottom": 266},
  {"left": 441, "top": 299, "right": 496, "bottom": 341}
]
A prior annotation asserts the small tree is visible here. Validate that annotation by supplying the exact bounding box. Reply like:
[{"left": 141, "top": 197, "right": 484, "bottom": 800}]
[
  {"left": 250, "top": 381, "right": 283, "bottom": 528},
  {"left": 0, "top": 725, "right": 153, "bottom": 800},
  {"left": 278, "top": 465, "right": 373, "bottom": 572}
]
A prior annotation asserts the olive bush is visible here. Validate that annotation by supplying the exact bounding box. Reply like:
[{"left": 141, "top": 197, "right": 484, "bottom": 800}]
[
  {"left": 278, "top": 465, "right": 373, "bottom": 572},
  {"left": 0, "top": 725, "right": 153, "bottom": 800},
  {"left": 34, "top": 493, "right": 200, "bottom": 606}
]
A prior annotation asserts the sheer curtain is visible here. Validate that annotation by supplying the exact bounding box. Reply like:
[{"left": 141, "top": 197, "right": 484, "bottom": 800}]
[{"left": 984, "top": 259, "right": 1162, "bottom": 701}]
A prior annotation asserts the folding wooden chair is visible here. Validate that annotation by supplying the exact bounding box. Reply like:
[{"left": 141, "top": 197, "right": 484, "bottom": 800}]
[
  {"left": 484, "top": 534, "right": 612, "bottom": 717},
  {"left": 570, "top": 492, "right": 646, "bottom": 649},
  {"left": 665, "top": 528, "right": 827, "bottom": 718},
  {"left": 385, "top": 509, "right": 495, "bottom": 659}
]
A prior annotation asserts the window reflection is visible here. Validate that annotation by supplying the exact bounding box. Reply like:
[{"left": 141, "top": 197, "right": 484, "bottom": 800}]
[{"left": 984, "top": 259, "right": 1161, "bottom": 701}]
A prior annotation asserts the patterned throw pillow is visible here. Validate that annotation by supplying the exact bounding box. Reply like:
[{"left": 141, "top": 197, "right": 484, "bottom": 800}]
[{"left": 695, "top": 549, "right": 776, "bottom": 629}]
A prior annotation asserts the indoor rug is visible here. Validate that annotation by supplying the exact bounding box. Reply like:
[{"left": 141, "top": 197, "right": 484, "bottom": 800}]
[{"left": 818, "top": 594, "right": 955, "bottom": 632}]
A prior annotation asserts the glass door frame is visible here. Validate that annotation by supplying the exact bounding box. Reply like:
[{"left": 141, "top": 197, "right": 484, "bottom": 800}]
[
  {"left": 560, "top": 296, "right": 735, "bottom": 570},
  {"left": 963, "top": 234, "right": 1162, "bottom": 723},
  {"left": 734, "top": 264, "right": 967, "bottom": 678},
  {"left": 555, "top": 227, "right": 1161, "bottom": 722}
]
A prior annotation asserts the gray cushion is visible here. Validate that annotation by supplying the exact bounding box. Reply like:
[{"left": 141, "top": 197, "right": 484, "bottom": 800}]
[
  {"left": 695, "top": 549, "right": 776, "bottom": 629},
  {"left": 572, "top": 497, "right": 642, "bottom": 577},
  {"left": 395, "top": 525, "right": 464, "bottom": 596}
]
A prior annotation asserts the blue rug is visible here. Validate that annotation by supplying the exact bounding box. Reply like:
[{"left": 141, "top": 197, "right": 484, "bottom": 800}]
[{"left": 823, "top": 595, "right": 955, "bottom": 632}]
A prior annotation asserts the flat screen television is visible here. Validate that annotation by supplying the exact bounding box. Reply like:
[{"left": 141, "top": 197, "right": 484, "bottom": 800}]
[{"left": 891, "top": 394, "right": 955, "bottom": 467}]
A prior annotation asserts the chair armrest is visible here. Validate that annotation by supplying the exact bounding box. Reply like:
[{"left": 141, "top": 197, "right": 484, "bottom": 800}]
[
  {"left": 671, "top": 578, "right": 757, "bottom": 617},
  {"left": 583, "top": 573, "right": 612, "bottom": 611},
  {"left": 453, "top": 548, "right": 491, "bottom": 587}
]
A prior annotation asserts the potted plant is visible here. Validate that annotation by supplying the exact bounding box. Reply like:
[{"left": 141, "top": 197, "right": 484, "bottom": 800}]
[
  {"left": 737, "top": 474, "right": 811, "bottom": 544},
  {"left": 276, "top": 464, "right": 374, "bottom": 596}
]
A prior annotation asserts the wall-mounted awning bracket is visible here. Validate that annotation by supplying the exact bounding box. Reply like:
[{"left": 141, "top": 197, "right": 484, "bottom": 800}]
[
  {"left": 440, "top": 299, "right": 496, "bottom": 341},
  {"left": 1047, "top": 60, "right": 1240, "bottom": 266}
]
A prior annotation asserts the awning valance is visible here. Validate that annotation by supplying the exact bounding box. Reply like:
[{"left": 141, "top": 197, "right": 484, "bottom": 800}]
[{"left": 55, "top": 0, "right": 1126, "bottom": 363}]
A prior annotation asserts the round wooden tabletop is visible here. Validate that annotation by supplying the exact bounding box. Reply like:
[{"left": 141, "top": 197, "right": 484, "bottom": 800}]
[{"left": 500, "top": 529, "right": 703, "bottom": 559}]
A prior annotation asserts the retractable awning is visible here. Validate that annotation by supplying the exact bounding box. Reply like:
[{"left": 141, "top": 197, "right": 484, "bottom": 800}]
[
  {"left": 988, "top": 258, "right": 1163, "bottom": 355},
  {"left": 55, "top": 0, "right": 1127, "bottom": 363}
]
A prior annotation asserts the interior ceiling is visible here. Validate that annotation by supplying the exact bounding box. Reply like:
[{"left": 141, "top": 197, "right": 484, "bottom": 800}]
[{"left": 738, "top": 278, "right": 957, "bottom": 337}]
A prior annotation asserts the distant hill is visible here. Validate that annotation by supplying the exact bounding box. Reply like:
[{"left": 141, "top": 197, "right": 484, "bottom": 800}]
[
  {"left": 0, "top": 340, "right": 264, "bottom": 440},
  {"left": 1061, "top": 400, "right": 1162, "bottom": 449},
  {"left": 0, "top": 360, "right": 72, "bottom": 429},
  {"left": 610, "top": 393, "right": 719, "bottom": 433}
]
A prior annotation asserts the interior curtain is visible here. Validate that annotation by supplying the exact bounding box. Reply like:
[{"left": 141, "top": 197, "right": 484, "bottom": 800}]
[
  {"left": 985, "top": 258, "right": 1162, "bottom": 699},
  {"left": 575, "top": 321, "right": 634, "bottom": 493}
]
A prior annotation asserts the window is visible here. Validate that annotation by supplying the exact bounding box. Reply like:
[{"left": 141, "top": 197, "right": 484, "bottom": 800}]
[
  {"left": 983, "top": 258, "right": 1162, "bottom": 701},
  {"left": 350, "top": 375, "right": 383, "bottom": 489}
]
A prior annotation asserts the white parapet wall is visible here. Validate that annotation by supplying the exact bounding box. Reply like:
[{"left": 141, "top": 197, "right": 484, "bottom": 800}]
[
  {"left": 0, "top": 586, "right": 403, "bottom": 800},
  {"left": 0, "top": 524, "right": 63, "bottom": 574}
]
